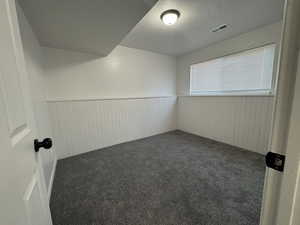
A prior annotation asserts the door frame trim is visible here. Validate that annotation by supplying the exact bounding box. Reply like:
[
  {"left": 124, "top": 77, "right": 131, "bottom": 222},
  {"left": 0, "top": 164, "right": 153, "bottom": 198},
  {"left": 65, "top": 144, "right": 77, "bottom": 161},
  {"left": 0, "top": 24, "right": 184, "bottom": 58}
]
[
  {"left": 259, "top": 0, "right": 300, "bottom": 224},
  {"left": 48, "top": 154, "right": 57, "bottom": 200}
]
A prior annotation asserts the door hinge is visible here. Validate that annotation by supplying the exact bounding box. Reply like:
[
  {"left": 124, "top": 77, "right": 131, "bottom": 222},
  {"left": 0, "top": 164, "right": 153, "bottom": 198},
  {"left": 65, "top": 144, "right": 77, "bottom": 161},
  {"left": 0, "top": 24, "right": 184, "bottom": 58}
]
[{"left": 265, "top": 152, "right": 285, "bottom": 172}]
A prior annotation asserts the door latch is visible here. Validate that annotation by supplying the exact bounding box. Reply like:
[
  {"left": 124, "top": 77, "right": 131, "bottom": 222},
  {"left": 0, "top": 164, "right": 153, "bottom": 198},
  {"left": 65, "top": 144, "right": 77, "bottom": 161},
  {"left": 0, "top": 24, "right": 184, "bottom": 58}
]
[{"left": 265, "top": 152, "right": 285, "bottom": 172}]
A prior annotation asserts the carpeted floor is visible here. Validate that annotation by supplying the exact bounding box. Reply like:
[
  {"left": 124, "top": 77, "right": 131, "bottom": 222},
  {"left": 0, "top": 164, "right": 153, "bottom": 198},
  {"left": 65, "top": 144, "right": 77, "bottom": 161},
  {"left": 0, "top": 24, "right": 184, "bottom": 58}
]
[{"left": 50, "top": 130, "right": 265, "bottom": 225}]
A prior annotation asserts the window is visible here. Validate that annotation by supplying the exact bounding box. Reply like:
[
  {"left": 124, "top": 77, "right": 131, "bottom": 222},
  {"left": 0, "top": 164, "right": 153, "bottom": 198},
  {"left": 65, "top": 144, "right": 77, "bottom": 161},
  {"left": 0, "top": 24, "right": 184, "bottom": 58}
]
[{"left": 190, "top": 44, "right": 276, "bottom": 95}]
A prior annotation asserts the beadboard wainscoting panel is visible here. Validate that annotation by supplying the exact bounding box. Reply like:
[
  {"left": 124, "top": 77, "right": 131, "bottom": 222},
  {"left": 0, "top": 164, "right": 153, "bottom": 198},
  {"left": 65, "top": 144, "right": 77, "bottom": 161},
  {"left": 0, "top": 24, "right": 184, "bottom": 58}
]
[
  {"left": 177, "top": 96, "right": 274, "bottom": 154},
  {"left": 48, "top": 97, "right": 177, "bottom": 159}
]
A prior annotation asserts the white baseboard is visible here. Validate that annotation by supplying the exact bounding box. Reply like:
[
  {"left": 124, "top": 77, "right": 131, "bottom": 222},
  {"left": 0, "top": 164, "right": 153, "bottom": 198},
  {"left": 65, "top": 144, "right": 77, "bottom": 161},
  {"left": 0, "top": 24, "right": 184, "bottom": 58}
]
[{"left": 48, "top": 153, "right": 57, "bottom": 201}]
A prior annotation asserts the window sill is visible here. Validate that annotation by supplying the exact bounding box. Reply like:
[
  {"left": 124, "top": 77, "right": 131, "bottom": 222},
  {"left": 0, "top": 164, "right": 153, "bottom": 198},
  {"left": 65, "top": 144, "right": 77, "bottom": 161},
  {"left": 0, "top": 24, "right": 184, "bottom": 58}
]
[{"left": 185, "top": 91, "right": 275, "bottom": 97}]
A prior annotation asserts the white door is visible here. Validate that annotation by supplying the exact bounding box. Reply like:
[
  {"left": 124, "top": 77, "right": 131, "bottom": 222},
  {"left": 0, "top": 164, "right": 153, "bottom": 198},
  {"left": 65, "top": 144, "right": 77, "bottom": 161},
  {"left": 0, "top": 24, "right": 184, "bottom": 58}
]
[
  {"left": 260, "top": 0, "right": 300, "bottom": 224},
  {"left": 0, "top": 0, "right": 53, "bottom": 224},
  {"left": 276, "top": 52, "right": 300, "bottom": 225},
  {"left": 16, "top": 2, "right": 57, "bottom": 200}
]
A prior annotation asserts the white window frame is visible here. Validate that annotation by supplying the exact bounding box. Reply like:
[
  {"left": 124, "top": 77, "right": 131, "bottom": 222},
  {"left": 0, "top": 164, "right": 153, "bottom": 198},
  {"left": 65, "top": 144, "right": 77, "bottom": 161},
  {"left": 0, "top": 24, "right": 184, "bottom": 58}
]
[{"left": 189, "top": 44, "right": 277, "bottom": 96}]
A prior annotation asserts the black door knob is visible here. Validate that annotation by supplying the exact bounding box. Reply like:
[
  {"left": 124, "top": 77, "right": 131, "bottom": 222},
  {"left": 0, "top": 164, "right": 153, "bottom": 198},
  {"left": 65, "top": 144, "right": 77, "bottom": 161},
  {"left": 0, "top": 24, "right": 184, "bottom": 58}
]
[{"left": 34, "top": 138, "right": 53, "bottom": 152}]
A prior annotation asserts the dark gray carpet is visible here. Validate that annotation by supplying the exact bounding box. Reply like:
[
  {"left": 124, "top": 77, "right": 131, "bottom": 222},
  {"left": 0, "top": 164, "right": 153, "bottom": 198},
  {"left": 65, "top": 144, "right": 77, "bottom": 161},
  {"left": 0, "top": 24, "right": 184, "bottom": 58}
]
[{"left": 50, "top": 130, "right": 265, "bottom": 225}]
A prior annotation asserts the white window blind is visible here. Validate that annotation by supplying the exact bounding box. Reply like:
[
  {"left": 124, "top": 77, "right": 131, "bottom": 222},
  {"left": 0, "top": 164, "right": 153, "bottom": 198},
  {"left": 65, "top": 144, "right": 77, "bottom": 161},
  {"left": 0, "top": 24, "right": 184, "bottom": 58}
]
[{"left": 190, "top": 44, "right": 276, "bottom": 95}]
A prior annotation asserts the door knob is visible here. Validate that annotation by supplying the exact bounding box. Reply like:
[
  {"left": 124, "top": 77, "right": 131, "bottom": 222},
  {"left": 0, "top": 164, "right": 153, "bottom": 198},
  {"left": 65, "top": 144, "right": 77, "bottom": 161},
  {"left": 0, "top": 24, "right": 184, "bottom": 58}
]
[{"left": 34, "top": 138, "right": 53, "bottom": 152}]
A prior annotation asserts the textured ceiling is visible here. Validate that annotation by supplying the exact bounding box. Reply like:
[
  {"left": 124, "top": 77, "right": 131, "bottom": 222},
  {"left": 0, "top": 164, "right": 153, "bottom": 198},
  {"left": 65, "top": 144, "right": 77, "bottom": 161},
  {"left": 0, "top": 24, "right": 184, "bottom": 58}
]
[
  {"left": 121, "top": 0, "right": 284, "bottom": 56},
  {"left": 18, "top": 0, "right": 158, "bottom": 56}
]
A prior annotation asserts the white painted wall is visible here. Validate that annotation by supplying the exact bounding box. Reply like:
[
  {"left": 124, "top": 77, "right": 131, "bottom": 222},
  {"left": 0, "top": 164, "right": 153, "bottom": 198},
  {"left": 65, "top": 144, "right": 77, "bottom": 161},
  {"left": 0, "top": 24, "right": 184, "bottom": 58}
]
[
  {"left": 42, "top": 22, "right": 281, "bottom": 158},
  {"left": 17, "top": 4, "right": 56, "bottom": 196},
  {"left": 43, "top": 46, "right": 176, "bottom": 100},
  {"left": 48, "top": 97, "right": 177, "bottom": 159},
  {"left": 43, "top": 45, "right": 177, "bottom": 158},
  {"left": 176, "top": 22, "right": 282, "bottom": 154},
  {"left": 178, "top": 96, "right": 273, "bottom": 154}
]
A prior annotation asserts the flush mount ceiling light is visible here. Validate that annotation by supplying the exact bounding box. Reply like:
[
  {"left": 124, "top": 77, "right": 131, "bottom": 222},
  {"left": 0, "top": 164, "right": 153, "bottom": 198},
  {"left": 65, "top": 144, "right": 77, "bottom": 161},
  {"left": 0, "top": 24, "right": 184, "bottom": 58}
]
[{"left": 160, "top": 9, "right": 180, "bottom": 26}]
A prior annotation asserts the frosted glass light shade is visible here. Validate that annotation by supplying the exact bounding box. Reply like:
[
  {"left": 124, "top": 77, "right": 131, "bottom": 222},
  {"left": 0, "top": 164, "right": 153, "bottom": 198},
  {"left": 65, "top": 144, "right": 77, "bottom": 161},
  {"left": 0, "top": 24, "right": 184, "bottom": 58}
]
[{"left": 160, "top": 9, "right": 180, "bottom": 26}]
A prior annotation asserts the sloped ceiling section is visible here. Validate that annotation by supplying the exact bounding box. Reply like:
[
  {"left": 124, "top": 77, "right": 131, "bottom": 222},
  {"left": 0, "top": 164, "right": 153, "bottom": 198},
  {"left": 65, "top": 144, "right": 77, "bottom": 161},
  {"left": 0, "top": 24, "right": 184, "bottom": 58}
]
[{"left": 18, "top": 0, "right": 158, "bottom": 56}]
